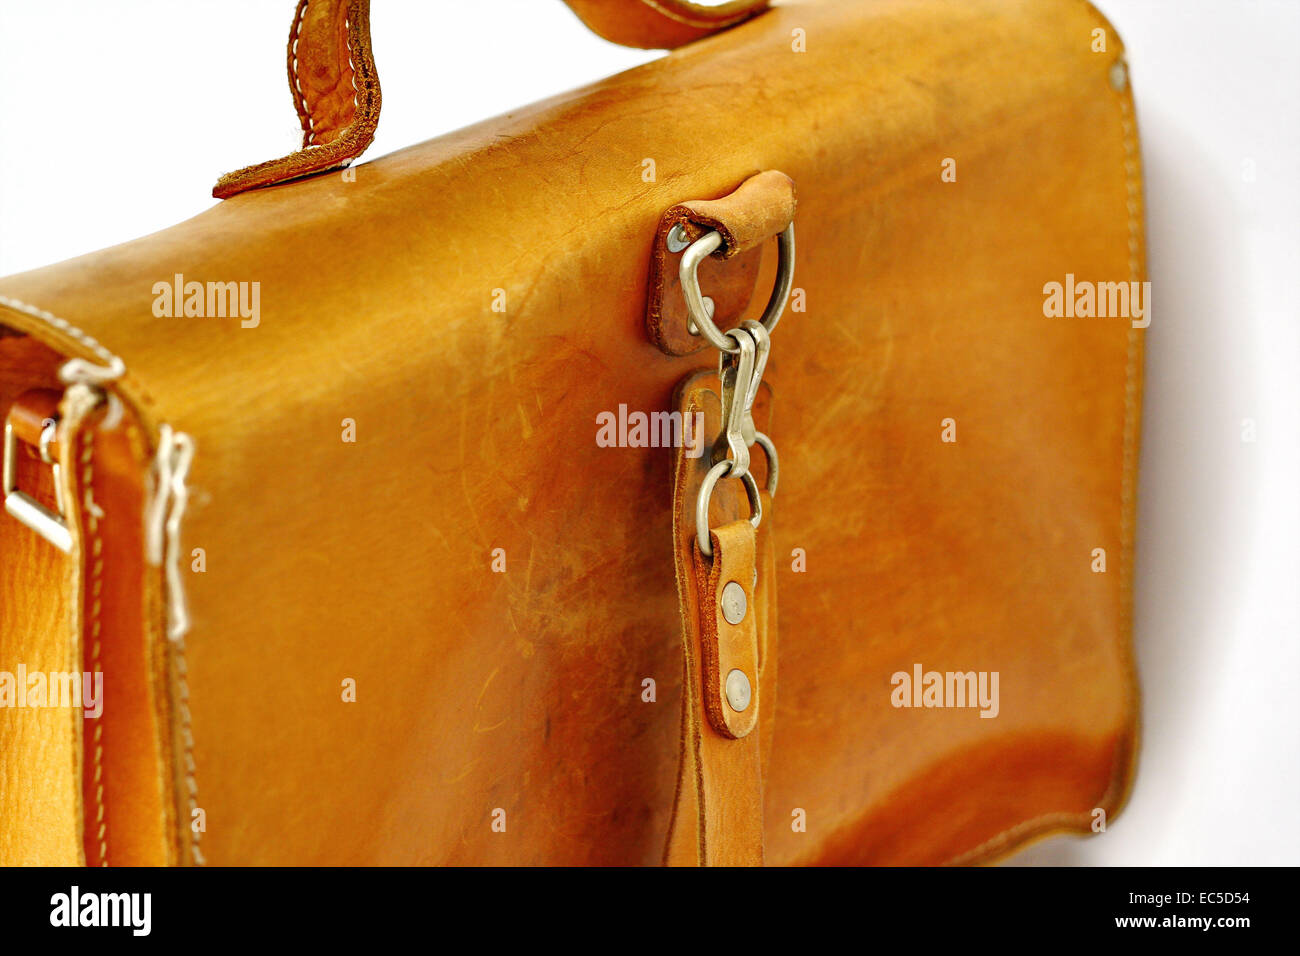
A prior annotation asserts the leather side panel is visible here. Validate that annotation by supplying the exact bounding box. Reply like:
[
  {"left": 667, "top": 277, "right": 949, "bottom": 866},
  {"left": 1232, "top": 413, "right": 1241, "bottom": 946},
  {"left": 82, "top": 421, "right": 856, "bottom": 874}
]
[{"left": 0, "top": 336, "right": 82, "bottom": 865}]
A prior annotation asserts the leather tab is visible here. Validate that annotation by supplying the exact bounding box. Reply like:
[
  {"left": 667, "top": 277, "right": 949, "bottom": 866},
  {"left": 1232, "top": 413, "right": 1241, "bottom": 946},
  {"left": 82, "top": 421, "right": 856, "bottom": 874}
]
[
  {"left": 9, "top": 389, "right": 62, "bottom": 460},
  {"left": 669, "top": 170, "right": 797, "bottom": 260},
  {"left": 213, "top": 0, "right": 770, "bottom": 199},
  {"left": 647, "top": 171, "right": 797, "bottom": 356},
  {"left": 695, "top": 522, "right": 760, "bottom": 739}
]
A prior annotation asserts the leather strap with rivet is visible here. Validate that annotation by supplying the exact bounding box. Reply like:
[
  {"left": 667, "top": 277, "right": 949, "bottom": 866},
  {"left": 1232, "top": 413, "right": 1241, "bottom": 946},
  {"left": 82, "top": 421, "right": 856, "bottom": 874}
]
[
  {"left": 659, "top": 174, "right": 792, "bottom": 867},
  {"left": 664, "top": 373, "right": 776, "bottom": 866}
]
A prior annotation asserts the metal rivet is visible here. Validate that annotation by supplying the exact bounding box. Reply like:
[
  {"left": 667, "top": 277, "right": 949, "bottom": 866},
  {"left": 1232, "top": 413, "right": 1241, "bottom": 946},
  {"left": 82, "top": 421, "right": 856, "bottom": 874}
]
[
  {"left": 686, "top": 296, "right": 714, "bottom": 336},
  {"left": 666, "top": 223, "right": 690, "bottom": 253},
  {"left": 725, "top": 669, "right": 752, "bottom": 712},
  {"left": 1109, "top": 58, "right": 1127, "bottom": 92},
  {"left": 721, "top": 581, "right": 747, "bottom": 624}
]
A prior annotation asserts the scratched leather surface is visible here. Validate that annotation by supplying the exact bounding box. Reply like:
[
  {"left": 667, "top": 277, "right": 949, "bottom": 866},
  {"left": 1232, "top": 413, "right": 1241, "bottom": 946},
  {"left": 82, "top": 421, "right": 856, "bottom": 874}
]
[
  {"left": 0, "top": 339, "right": 82, "bottom": 865},
  {"left": 0, "top": 0, "right": 1143, "bottom": 864}
]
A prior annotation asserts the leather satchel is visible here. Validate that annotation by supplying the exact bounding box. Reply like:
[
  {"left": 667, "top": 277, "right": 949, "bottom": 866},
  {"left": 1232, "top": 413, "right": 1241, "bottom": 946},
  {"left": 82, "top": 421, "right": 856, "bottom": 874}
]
[{"left": 0, "top": 0, "right": 1145, "bottom": 866}]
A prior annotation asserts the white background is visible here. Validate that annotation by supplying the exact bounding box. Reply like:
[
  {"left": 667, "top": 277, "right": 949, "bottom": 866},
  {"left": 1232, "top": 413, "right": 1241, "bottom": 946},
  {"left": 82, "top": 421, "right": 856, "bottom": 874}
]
[{"left": 0, "top": 1, "right": 1296, "bottom": 865}]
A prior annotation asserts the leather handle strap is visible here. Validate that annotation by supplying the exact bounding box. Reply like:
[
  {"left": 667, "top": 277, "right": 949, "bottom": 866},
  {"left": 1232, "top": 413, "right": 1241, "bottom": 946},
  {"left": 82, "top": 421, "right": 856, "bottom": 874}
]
[
  {"left": 212, "top": 0, "right": 770, "bottom": 198},
  {"left": 567, "top": 0, "right": 770, "bottom": 49}
]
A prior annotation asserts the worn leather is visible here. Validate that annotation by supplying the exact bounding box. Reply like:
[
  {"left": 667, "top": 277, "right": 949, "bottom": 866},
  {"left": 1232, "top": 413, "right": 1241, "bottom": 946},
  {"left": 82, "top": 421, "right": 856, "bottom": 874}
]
[
  {"left": 213, "top": 0, "right": 771, "bottom": 198},
  {"left": 565, "top": 0, "right": 770, "bottom": 48},
  {"left": 648, "top": 172, "right": 796, "bottom": 356},
  {"left": 0, "top": 350, "right": 172, "bottom": 867},
  {"left": 694, "top": 523, "right": 762, "bottom": 740},
  {"left": 75, "top": 401, "right": 173, "bottom": 866},
  {"left": 663, "top": 372, "right": 775, "bottom": 866},
  {"left": 0, "top": 0, "right": 1144, "bottom": 865},
  {"left": 0, "top": 339, "right": 82, "bottom": 866},
  {"left": 669, "top": 170, "right": 796, "bottom": 259},
  {"left": 9, "top": 389, "right": 61, "bottom": 453}
]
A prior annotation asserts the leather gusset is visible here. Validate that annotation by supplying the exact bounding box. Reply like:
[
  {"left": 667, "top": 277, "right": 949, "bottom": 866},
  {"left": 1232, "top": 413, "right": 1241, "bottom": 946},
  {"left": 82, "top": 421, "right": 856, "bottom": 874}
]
[{"left": 0, "top": 337, "right": 82, "bottom": 865}]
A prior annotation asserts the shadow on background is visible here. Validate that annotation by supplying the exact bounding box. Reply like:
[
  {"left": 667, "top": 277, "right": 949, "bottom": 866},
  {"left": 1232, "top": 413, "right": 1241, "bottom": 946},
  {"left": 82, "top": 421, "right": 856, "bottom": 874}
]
[{"left": 1006, "top": 104, "right": 1257, "bottom": 866}]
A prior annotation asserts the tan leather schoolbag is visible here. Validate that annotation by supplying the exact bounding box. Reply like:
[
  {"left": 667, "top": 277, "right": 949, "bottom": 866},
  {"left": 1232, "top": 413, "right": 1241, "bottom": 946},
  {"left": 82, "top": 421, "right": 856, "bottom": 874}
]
[{"left": 0, "top": 0, "right": 1145, "bottom": 866}]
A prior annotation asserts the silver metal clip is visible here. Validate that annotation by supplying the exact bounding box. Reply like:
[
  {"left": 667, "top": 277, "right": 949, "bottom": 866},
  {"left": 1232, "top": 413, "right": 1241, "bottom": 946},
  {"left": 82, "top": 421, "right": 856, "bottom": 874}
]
[
  {"left": 695, "top": 322, "right": 781, "bottom": 556},
  {"left": 676, "top": 223, "right": 793, "bottom": 558},
  {"left": 718, "top": 327, "right": 757, "bottom": 479}
]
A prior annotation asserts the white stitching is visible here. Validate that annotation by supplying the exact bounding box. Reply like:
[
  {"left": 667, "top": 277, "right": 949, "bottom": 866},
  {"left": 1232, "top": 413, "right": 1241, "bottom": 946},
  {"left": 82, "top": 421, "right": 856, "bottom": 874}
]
[
  {"left": 175, "top": 634, "right": 204, "bottom": 866},
  {"left": 290, "top": 3, "right": 362, "bottom": 155},
  {"left": 290, "top": 1, "right": 315, "bottom": 147},
  {"left": 0, "top": 295, "right": 124, "bottom": 383},
  {"left": 80, "top": 430, "right": 109, "bottom": 866}
]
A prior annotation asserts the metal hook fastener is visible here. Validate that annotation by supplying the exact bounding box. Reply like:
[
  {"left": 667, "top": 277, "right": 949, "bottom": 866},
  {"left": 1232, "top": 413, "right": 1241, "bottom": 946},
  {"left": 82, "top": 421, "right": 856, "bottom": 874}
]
[
  {"left": 696, "top": 325, "right": 780, "bottom": 558},
  {"left": 676, "top": 223, "right": 795, "bottom": 353},
  {"left": 738, "top": 319, "right": 770, "bottom": 443},
  {"left": 717, "top": 327, "right": 757, "bottom": 479}
]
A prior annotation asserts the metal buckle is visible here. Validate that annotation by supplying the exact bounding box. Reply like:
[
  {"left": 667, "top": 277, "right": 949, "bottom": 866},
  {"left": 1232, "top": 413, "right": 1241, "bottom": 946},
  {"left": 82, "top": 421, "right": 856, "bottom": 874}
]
[
  {"left": 676, "top": 222, "right": 795, "bottom": 353},
  {"left": 3, "top": 412, "right": 72, "bottom": 553}
]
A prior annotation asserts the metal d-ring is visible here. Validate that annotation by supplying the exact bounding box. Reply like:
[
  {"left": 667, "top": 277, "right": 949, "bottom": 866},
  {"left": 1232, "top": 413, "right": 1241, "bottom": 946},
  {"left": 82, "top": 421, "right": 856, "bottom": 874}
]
[
  {"left": 677, "top": 222, "right": 795, "bottom": 353},
  {"left": 752, "top": 431, "right": 779, "bottom": 498},
  {"left": 695, "top": 459, "right": 763, "bottom": 558}
]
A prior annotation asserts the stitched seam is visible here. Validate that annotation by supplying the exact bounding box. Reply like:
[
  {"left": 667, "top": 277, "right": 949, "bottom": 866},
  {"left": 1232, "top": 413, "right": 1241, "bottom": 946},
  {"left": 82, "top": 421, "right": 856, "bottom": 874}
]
[
  {"left": 175, "top": 631, "right": 204, "bottom": 865},
  {"left": 0, "top": 296, "right": 196, "bottom": 864},
  {"left": 947, "top": 64, "right": 1143, "bottom": 870},
  {"left": 638, "top": 0, "right": 764, "bottom": 30},
  {"left": 290, "top": 1, "right": 315, "bottom": 147},
  {"left": 1118, "top": 95, "right": 1141, "bottom": 623},
  {"left": 291, "top": 3, "right": 361, "bottom": 154},
  {"left": 79, "top": 430, "right": 108, "bottom": 866},
  {"left": 345, "top": 14, "right": 357, "bottom": 118},
  {"left": 0, "top": 295, "right": 123, "bottom": 378}
]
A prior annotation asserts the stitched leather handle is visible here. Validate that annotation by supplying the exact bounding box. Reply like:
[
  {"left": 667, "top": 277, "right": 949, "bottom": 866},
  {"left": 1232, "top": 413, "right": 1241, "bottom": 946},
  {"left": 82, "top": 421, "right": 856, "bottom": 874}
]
[
  {"left": 565, "top": 0, "right": 770, "bottom": 48},
  {"left": 212, "top": 0, "right": 770, "bottom": 198}
]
